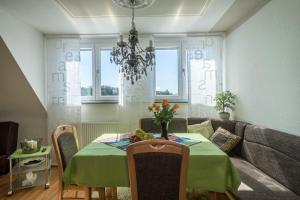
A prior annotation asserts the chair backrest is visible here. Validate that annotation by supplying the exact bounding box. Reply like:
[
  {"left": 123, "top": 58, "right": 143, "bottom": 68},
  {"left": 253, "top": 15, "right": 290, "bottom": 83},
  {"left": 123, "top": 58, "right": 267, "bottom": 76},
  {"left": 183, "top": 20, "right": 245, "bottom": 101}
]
[
  {"left": 127, "top": 140, "right": 189, "bottom": 200},
  {"left": 52, "top": 125, "right": 79, "bottom": 181}
]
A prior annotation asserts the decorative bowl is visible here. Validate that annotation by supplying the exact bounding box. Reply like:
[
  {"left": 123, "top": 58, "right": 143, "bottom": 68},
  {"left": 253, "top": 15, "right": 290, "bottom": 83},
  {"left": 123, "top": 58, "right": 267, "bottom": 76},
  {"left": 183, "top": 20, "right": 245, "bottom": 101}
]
[{"left": 20, "top": 138, "right": 42, "bottom": 154}]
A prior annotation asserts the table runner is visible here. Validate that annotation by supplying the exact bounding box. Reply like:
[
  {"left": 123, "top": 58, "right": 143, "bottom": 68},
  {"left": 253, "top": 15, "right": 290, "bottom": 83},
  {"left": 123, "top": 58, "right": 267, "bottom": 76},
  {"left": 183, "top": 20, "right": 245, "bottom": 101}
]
[
  {"left": 63, "top": 133, "right": 241, "bottom": 195},
  {"left": 96, "top": 134, "right": 202, "bottom": 151}
]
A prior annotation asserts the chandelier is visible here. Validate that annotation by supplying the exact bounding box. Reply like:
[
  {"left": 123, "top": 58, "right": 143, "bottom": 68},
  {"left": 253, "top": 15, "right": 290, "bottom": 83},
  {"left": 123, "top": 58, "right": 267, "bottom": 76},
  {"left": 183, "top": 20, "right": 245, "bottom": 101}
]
[{"left": 110, "top": 0, "right": 156, "bottom": 85}]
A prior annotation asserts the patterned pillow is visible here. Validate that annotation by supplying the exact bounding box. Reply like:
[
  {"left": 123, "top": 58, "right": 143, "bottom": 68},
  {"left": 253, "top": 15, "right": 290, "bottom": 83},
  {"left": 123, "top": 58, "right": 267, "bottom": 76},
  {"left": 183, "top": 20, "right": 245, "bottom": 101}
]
[
  {"left": 187, "top": 120, "right": 214, "bottom": 139},
  {"left": 210, "top": 127, "right": 241, "bottom": 153}
]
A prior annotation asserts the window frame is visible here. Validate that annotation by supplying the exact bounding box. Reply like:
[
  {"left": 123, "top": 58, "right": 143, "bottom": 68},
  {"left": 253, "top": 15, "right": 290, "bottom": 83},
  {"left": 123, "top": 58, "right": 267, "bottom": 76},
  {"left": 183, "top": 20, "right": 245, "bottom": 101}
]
[
  {"left": 96, "top": 45, "right": 119, "bottom": 102},
  {"left": 154, "top": 38, "right": 188, "bottom": 102},
  {"left": 80, "top": 44, "right": 96, "bottom": 103},
  {"left": 80, "top": 38, "right": 119, "bottom": 103}
]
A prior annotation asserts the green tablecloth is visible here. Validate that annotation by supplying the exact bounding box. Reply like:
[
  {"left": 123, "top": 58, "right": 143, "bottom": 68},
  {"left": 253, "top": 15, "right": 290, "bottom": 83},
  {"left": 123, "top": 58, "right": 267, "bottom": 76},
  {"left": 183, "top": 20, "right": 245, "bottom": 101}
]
[{"left": 63, "top": 134, "right": 241, "bottom": 195}]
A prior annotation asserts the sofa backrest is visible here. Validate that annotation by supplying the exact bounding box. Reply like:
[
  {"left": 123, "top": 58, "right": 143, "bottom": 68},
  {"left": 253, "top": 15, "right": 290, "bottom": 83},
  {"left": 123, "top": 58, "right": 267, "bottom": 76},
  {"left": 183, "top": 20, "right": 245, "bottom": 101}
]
[
  {"left": 187, "top": 118, "right": 247, "bottom": 155},
  {"left": 242, "top": 125, "right": 300, "bottom": 195},
  {"left": 140, "top": 118, "right": 187, "bottom": 133},
  {"left": 187, "top": 118, "right": 236, "bottom": 134}
]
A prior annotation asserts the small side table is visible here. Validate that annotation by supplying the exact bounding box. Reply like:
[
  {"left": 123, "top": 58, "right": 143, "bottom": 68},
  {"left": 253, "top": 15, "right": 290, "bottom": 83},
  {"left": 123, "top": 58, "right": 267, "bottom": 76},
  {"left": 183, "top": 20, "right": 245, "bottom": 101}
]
[{"left": 8, "top": 145, "right": 52, "bottom": 195}]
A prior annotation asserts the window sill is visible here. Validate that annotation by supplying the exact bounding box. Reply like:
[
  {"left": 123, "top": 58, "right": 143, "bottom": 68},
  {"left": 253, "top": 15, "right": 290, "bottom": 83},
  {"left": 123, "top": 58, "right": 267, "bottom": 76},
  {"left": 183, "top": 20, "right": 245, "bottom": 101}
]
[
  {"left": 81, "top": 100, "right": 119, "bottom": 104},
  {"left": 154, "top": 99, "right": 188, "bottom": 103},
  {"left": 82, "top": 100, "right": 189, "bottom": 104}
]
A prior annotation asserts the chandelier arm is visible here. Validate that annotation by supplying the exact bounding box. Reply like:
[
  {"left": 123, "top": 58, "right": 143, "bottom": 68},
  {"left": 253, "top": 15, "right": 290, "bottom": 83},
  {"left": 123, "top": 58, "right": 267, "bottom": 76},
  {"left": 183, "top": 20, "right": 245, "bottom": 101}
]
[
  {"left": 136, "top": 56, "right": 148, "bottom": 66},
  {"left": 117, "top": 53, "right": 130, "bottom": 64},
  {"left": 136, "top": 54, "right": 149, "bottom": 63},
  {"left": 137, "top": 43, "right": 145, "bottom": 52},
  {"left": 121, "top": 47, "right": 128, "bottom": 58}
]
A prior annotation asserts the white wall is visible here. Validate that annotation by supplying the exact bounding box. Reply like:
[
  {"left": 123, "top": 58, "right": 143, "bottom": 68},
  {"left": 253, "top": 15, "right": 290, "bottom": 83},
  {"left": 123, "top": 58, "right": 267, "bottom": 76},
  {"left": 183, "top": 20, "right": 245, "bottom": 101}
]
[
  {"left": 0, "top": 113, "right": 47, "bottom": 147},
  {"left": 226, "top": 0, "right": 300, "bottom": 135},
  {"left": 0, "top": 9, "right": 46, "bottom": 109},
  {"left": 0, "top": 36, "right": 47, "bottom": 145}
]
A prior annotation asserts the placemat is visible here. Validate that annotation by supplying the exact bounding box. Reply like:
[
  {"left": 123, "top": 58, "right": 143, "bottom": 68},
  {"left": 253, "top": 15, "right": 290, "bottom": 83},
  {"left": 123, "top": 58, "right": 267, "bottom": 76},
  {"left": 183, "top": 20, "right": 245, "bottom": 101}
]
[{"left": 96, "top": 134, "right": 201, "bottom": 151}]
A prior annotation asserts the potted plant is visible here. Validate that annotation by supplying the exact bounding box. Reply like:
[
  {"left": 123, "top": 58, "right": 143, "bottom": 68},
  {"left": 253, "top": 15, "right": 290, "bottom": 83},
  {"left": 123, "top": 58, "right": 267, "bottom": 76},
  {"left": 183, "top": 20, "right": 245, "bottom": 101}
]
[
  {"left": 148, "top": 99, "right": 180, "bottom": 139},
  {"left": 215, "top": 91, "right": 236, "bottom": 120}
]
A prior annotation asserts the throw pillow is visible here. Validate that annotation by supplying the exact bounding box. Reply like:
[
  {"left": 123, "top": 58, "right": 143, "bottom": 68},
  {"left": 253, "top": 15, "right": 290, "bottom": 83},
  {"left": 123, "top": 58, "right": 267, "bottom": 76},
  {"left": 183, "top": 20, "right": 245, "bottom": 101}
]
[
  {"left": 210, "top": 127, "right": 241, "bottom": 153},
  {"left": 187, "top": 120, "right": 214, "bottom": 139}
]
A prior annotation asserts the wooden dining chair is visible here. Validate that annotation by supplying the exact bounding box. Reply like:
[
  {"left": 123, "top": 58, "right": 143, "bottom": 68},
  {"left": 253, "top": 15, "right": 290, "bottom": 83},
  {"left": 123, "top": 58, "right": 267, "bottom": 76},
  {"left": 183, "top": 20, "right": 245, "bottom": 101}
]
[
  {"left": 126, "top": 139, "right": 190, "bottom": 200},
  {"left": 52, "top": 125, "right": 106, "bottom": 200}
]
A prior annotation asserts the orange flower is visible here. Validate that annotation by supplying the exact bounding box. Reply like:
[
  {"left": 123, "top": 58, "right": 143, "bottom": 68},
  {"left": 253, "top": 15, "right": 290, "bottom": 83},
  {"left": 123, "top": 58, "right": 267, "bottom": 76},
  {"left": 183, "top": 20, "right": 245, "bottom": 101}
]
[
  {"left": 162, "top": 98, "right": 169, "bottom": 107},
  {"left": 148, "top": 106, "right": 153, "bottom": 111},
  {"left": 155, "top": 105, "right": 160, "bottom": 111},
  {"left": 172, "top": 104, "right": 180, "bottom": 110}
]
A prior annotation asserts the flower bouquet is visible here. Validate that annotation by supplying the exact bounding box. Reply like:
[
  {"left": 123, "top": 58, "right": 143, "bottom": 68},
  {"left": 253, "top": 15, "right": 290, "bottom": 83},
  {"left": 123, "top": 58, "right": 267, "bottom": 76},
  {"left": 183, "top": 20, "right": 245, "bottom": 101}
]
[{"left": 148, "top": 99, "right": 180, "bottom": 139}]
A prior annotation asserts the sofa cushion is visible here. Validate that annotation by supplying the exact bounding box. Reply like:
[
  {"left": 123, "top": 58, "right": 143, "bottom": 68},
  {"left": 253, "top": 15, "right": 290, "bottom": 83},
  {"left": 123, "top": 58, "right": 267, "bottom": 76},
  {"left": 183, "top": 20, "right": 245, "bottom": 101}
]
[
  {"left": 210, "top": 127, "right": 241, "bottom": 153},
  {"left": 187, "top": 120, "right": 214, "bottom": 139},
  {"left": 140, "top": 118, "right": 187, "bottom": 133},
  {"left": 187, "top": 118, "right": 236, "bottom": 134},
  {"left": 231, "top": 121, "right": 249, "bottom": 156},
  {"left": 231, "top": 157, "right": 300, "bottom": 200},
  {"left": 241, "top": 125, "right": 300, "bottom": 195}
]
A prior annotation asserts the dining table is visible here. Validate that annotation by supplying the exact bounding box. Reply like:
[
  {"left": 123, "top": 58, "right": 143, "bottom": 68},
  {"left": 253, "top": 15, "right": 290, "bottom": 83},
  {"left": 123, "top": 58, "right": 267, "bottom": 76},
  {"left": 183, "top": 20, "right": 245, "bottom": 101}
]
[{"left": 63, "top": 133, "right": 241, "bottom": 197}]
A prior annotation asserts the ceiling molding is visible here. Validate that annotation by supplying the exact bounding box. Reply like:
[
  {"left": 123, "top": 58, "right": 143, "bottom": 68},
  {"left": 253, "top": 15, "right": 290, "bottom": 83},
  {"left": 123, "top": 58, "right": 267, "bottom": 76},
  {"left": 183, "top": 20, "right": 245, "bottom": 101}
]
[
  {"left": 45, "top": 32, "right": 226, "bottom": 39},
  {"left": 55, "top": 0, "right": 212, "bottom": 18}
]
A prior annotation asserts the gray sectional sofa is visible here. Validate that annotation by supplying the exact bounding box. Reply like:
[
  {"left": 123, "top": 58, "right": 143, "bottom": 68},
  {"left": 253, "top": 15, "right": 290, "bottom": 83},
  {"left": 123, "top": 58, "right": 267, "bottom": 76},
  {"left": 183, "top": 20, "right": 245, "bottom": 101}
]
[{"left": 139, "top": 118, "right": 300, "bottom": 200}]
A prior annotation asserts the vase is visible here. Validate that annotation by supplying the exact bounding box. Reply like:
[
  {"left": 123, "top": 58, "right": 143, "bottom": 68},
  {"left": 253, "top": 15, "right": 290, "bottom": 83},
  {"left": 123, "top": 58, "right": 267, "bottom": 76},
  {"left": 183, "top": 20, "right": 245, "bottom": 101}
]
[
  {"left": 219, "top": 112, "right": 230, "bottom": 120},
  {"left": 161, "top": 122, "right": 169, "bottom": 140}
]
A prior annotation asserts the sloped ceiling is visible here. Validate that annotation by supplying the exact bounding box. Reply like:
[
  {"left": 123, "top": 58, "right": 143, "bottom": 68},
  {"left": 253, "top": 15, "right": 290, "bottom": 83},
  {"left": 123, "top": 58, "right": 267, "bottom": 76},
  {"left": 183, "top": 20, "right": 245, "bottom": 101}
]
[{"left": 0, "top": 36, "right": 46, "bottom": 116}]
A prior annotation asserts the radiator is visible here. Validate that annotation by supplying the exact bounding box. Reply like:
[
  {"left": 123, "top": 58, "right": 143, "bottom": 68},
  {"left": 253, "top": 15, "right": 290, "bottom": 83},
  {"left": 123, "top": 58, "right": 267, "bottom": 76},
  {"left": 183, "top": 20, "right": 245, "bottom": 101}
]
[{"left": 79, "top": 122, "right": 124, "bottom": 147}]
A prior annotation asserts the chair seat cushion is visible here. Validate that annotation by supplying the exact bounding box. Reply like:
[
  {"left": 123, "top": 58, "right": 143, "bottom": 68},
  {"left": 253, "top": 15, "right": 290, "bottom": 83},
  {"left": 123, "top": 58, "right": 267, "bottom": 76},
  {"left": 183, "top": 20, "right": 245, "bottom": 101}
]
[{"left": 231, "top": 157, "right": 300, "bottom": 200}]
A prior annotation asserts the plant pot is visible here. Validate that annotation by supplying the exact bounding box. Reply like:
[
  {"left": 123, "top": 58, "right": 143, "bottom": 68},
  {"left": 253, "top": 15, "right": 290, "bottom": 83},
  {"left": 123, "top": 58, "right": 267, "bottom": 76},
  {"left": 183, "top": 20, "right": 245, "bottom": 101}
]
[
  {"left": 161, "top": 122, "right": 169, "bottom": 140},
  {"left": 219, "top": 112, "right": 230, "bottom": 120}
]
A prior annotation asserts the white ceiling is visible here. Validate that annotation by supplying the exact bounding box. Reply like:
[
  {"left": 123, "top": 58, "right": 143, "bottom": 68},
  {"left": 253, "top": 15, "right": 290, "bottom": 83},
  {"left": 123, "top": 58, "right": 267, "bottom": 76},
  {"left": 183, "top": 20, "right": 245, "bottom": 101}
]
[{"left": 0, "top": 0, "right": 269, "bottom": 35}]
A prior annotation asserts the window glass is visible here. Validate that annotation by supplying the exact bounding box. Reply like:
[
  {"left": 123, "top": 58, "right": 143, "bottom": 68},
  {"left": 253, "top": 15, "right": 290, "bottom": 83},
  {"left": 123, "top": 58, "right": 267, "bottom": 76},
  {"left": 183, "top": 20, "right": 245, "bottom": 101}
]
[
  {"left": 100, "top": 49, "right": 119, "bottom": 96},
  {"left": 155, "top": 49, "right": 178, "bottom": 96},
  {"left": 80, "top": 48, "right": 93, "bottom": 96}
]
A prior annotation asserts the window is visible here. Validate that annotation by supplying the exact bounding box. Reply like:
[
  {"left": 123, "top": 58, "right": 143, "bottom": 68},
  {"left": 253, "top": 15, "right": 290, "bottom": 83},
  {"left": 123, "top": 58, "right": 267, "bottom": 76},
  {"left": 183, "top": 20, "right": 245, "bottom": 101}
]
[
  {"left": 80, "top": 41, "right": 119, "bottom": 102},
  {"left": 99, "top": 49, "right": 119, "bottom": 97},
  {"left": 155, "top": 48, "right": 179, "bottom": 96},
  {"left": 80, "top": 37, "right": 222, "bottom": 103},
  {"left": 154, "top": 38, "right": 187, "bottom": 102},
  {"left": 80, "top": 48, "right": 93, "bottom": 97}
]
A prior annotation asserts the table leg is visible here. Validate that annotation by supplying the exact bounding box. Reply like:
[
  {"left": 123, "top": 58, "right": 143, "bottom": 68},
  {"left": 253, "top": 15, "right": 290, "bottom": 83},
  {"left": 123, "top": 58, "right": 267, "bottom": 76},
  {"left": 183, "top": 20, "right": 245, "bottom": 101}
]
[
  {"left": 105, "top": 187, "right": 117, "bottom": 200},
  {"left": 44, "top": 154, "right": 50, "bottom": 189},
  {"left": 96, "top": 187, "right": 105, "bottom": 200},
  {"left": 209, "top": 192, "right": 217, "bottom": 200},
  {"left": 111, "top": 187, "right": 117, "bottom": 200},
  {"left": 8, "top": 158, "right": 13, "bottom": 195}
]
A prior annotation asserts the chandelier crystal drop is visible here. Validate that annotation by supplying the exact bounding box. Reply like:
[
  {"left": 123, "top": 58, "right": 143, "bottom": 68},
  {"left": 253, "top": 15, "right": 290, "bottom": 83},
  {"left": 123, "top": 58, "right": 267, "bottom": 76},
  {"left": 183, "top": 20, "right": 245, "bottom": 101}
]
[{"left": 110, "top": 0, "right": 156, "bottom": 85}]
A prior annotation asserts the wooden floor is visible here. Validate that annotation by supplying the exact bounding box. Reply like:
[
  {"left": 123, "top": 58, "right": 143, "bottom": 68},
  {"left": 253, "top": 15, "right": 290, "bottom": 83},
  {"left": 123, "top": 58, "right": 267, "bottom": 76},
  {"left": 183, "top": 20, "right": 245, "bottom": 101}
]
[
  {"left": 0, "top": 167, "right": 230, "bottom": 200},
  {"left": 0, "top": 167, "right": 87, "bottom": 200}
]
